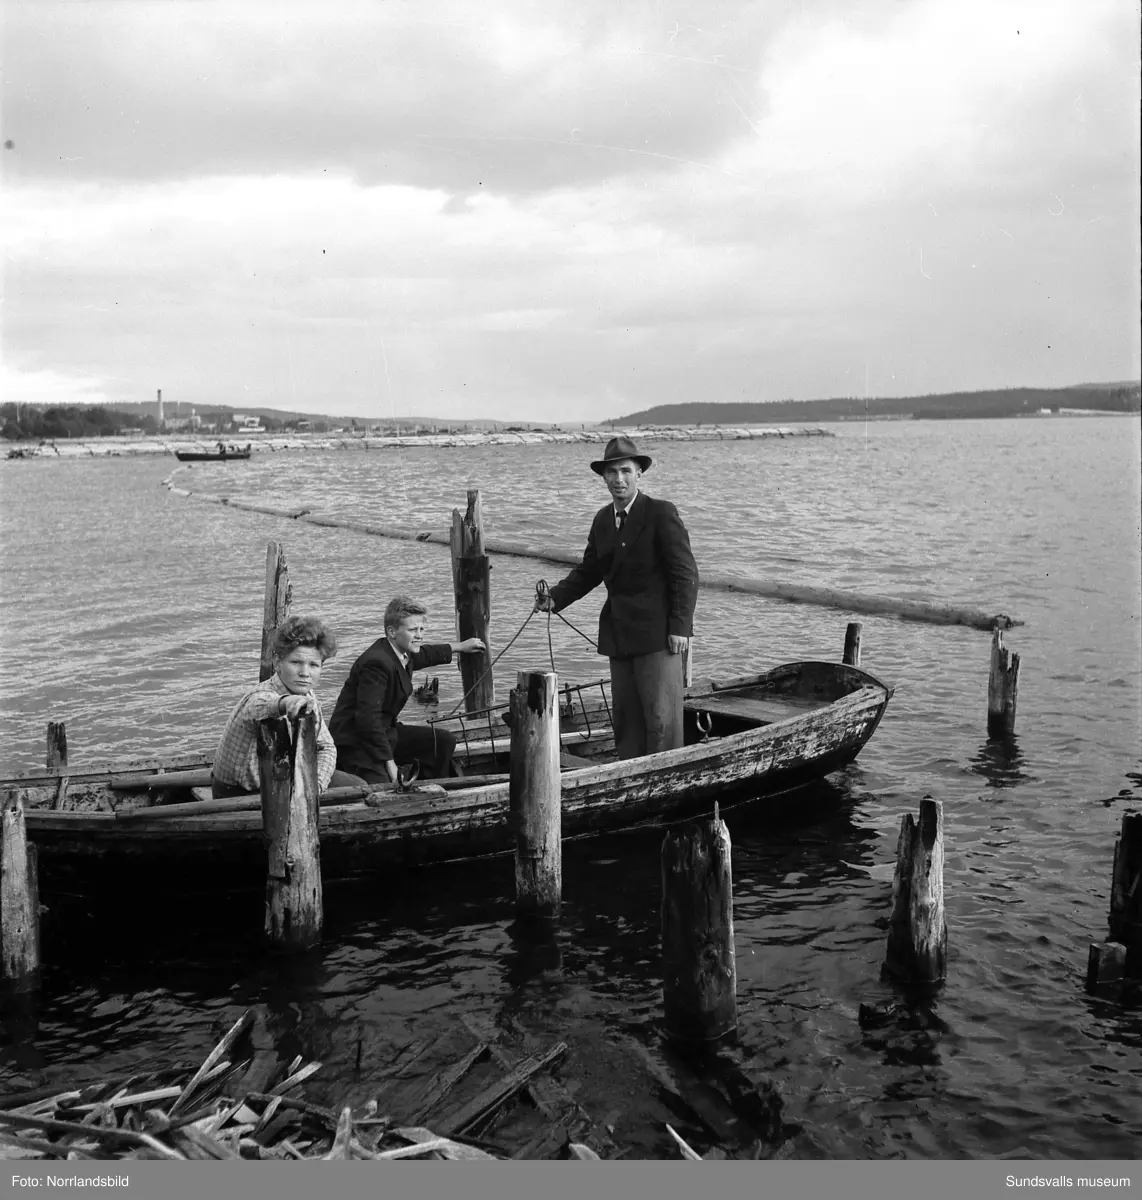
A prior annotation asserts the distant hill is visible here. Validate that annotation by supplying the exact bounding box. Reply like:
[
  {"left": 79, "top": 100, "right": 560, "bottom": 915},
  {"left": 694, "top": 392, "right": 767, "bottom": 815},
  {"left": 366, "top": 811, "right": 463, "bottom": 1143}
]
[{"left": 613, "top": 383, "right": 1141, "bottom": 426}]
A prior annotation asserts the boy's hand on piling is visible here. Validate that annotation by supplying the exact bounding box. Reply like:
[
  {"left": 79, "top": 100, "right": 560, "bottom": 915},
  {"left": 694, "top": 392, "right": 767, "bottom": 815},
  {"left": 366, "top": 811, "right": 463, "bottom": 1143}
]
[
  {"left": 455, "top": 637, "right": 486, "bottom": 653},
  {"left": 280, "top": 693, "right": 315, "bottom": 718}
]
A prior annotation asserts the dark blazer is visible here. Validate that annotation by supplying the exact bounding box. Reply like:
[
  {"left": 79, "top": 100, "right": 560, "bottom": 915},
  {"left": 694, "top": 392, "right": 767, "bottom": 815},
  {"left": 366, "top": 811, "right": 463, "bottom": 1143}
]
[
  {"left": 547, "top": 491, "right": 698, "bottom": 660},
  {"left": 329, "top": 638, "right": 453, "bottom": 772}
]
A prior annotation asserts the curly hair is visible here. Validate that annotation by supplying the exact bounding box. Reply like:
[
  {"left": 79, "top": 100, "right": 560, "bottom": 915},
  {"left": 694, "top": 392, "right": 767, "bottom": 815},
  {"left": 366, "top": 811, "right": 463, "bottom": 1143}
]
[
  {"left": 272, "top": 615, "right": 337, "bottom": 661},
  {"left": 384, "top": 595, "right": 428, "bottom": 634}
]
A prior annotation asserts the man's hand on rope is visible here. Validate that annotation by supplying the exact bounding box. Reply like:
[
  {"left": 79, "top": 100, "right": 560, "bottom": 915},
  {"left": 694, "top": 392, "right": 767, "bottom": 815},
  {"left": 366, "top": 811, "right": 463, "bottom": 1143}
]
[{"left": 534, "top": 580, "right": 555, "bottom": 613}]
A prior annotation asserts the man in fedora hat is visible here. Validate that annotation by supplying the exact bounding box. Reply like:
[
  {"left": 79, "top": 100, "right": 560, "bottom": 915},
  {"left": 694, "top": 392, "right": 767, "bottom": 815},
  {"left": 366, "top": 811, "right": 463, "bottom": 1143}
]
[{"left": 535, "top": 435, "right": 699, "bottom": 760}]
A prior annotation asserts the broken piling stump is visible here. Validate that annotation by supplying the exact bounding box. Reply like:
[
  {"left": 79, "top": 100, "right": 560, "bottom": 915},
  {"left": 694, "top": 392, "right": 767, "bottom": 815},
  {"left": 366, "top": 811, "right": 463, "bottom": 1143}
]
[
  {"left": 45, "top": 723, "right": 67, "bottom": 774},
  {"left": 260, "top": 541, "right": 292, "bottom": 683},
  {"left": 257, "top": 711, "right": 322, "bottom": 951},
  {"left": 450, "top": 489, "right": 494, "bottom": 713},
  {"left": 883, "top": 797, "right": 947, "bottom": 985},
  {"left": 1108, "top": 811, "right": 1141, "bottom": 977},
  {"left": 1, "top": 789, "right": 40, "bottom": 993},
  {"left": 843, "top": 622, "right": 862, "bottom": 667},
  {"left": 509, "top": 670, "right": 562, "bottom": 917},
  {"left": 46, "top": 722, "right": 70, "bottom": 810},
  {"left": 660, "top": 811, "right": 737, "bottom": 1044},
  {"left": 987, "top": 627, "right": 1020, "bottom": 737},
  {"left": 1085, "top": 941, "right": 1127, "bottom": 991}
]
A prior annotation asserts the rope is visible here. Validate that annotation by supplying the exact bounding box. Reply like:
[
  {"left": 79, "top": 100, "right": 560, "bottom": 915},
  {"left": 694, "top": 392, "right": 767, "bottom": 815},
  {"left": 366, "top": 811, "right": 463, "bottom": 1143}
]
[
  {"left": 536, "top": 579, "right": 599, "bottom": 652},
  {"left": 440, "top": 607, "right": 540, "bottom": 718},
  {"left": 441, "top": 579, "right": 600, "bottom": 718}
]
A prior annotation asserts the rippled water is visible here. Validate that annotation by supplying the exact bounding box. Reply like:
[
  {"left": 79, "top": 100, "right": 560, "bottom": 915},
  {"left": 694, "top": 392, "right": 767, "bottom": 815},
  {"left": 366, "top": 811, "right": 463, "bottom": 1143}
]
[{"left": 1, "top": 417, "right": 1140, "bottom": 1159}]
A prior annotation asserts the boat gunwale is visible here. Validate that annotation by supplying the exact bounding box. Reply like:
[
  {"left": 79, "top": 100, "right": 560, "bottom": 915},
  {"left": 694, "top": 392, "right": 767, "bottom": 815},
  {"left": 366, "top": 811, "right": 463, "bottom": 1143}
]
[
  {"left": 0, "top": 661, "right": 891, "bottom": 792},
  {"left": 18, "top": 664, "right": 892, "bottom": 838}
]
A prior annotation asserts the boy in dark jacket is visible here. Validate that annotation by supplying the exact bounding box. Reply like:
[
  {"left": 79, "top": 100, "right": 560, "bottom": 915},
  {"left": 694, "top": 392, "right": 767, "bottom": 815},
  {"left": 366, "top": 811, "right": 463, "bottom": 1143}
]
[{"left": 329, "top": 596, "right": 484, "bottom": 783}]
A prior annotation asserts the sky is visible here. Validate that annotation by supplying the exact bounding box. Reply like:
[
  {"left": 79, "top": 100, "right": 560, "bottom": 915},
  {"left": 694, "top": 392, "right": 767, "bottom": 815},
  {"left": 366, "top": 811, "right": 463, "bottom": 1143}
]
[{"left": 2, "top": 0, "right": 1139, "bottom": 423}]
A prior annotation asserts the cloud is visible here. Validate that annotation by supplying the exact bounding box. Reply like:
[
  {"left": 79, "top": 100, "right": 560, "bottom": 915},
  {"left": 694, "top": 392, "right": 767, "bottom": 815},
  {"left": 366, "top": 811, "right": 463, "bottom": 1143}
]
[
  {"left": 1, "top": 0, "right": 1137, "bottom": 420},
  {"left": 2, "top": 1, "right": 779, "bottom": 192}
]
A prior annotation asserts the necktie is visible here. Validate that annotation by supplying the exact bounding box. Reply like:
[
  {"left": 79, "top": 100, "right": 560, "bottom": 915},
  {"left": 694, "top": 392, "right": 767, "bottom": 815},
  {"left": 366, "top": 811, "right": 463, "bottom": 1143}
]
[{"left": 618, "top": 509, "right": 627, "bottom": 532}]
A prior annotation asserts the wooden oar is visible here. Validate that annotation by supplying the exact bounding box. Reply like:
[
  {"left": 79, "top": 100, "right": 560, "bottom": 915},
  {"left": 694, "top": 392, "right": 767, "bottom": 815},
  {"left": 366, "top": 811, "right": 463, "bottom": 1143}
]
[
  {"left": 113, "top": 771, "right": 527, "bottom": 821},
  {"left": 115, "top": 785, "right": 373, "bottom": 820},
  {"left": 109, "top": 767, "right": 213, "bottom": 791}
]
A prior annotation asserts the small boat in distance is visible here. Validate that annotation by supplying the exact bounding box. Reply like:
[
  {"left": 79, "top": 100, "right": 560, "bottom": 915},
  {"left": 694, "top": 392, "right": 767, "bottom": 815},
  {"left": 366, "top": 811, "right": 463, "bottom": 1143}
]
[
  {"left": 174, "top": 442, "right": 253, "bottom": 462},
  {"left": 9, "top": 661, "right": 893, "bottom": 882}
]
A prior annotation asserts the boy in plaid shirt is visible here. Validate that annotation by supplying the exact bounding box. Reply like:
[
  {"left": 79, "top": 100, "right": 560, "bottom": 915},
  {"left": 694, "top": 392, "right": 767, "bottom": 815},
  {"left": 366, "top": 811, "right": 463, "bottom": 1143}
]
[{"left": 212, "top": 615, "right": 366, "bottom": 799}]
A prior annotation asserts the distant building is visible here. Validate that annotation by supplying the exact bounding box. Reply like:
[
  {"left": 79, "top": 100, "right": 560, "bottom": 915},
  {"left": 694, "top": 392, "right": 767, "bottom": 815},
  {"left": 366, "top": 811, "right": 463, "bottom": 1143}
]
[
  {"left": 232, "top": 414, "right": 265, "bottom": 433},
  {"left": 163, "top": 414, "right": 201, "bottom": 432}
]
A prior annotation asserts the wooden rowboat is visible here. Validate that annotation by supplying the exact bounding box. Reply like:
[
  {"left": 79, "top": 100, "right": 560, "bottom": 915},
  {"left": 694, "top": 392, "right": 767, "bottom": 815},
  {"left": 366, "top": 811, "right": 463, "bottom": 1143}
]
[
  {"left": 174, "top": 448, "right": 252, "bottom": 462},
  {"left": 5, "top": 661, "right": 892, "bottom": 880}
]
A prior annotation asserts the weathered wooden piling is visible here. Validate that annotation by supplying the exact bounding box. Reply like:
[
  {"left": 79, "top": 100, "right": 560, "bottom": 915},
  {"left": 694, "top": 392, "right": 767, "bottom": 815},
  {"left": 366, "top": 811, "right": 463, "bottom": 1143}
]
[
  {"left": 257, "top": 711, "right": 322, "bottom": 950},
  {"left": 1, "top": 790, "right": 41, "bottom": 992},
  {"left": 45, "top": 723, "right": 67, "bottom": 773},
  {"left": 260, "top": 541, "right": 292, "bottom": 682},
  {"left": 1085, "top": 941, "right": 1126, "bottom": 990},
  {"left": 46, "top": 722, "right": 69, "bottom": 810},
  {"left": 660, "top": 813, "right": 737, "bottom": 1043},
  {"left": 987, "top": 627, "right": 1020, "bottom": 737},
  {"left": 883, "top": 797, "right": 947, "bottom": 985},
  {"left": 843, "top": 622, "right": 863, "bottom": 667},
  {"left": 1107, "top": 811, "right": 1141, "bottom": 976},
  {"left": 508, "top": 671, "right": 562, "bottom": 916},
  {"left": 450, "top": 490, "right": 494, "bottom": 712}
]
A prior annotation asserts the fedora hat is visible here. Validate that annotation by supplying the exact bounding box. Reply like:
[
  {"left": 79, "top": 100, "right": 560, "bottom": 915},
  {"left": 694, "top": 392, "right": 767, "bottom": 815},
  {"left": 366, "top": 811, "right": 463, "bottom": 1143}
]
[{"left": 590, "top": 435, "right": 653, "bottom": 475}]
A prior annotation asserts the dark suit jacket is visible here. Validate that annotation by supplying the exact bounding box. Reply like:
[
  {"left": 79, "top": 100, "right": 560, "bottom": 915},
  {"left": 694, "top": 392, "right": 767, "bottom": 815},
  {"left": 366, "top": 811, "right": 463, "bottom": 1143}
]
[
  {"left": 547, "top": 491, "right": 698, "bottom": 659},
  {"left": 329, "top": 638, "right": 453, "bottom": 772}
]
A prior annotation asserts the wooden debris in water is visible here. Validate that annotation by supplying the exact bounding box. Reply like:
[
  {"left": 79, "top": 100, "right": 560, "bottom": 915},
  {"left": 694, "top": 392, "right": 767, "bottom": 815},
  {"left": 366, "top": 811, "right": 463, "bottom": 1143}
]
[{"left": 0, "top": 1009, "right": 583, "bottom": 1163}]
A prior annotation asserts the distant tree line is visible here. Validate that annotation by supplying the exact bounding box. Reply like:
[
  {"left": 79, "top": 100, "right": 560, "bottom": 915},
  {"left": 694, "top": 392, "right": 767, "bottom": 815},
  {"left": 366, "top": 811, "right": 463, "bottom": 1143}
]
[
  {"left": 615, "top": 384, "right": 1141, "bottom": 427},
  {"left": 1, "top": 403, "right": 159, "bottom": 440}
]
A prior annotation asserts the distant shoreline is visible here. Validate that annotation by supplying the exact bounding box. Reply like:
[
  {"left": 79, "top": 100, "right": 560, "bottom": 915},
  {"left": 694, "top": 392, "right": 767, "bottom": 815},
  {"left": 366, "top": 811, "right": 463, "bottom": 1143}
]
[
  {"left": 4, "top": 409, "right": 1137, "bottom": 460},
  {"left": 4, "top": 424, "right": 834, "bottom": 459}
]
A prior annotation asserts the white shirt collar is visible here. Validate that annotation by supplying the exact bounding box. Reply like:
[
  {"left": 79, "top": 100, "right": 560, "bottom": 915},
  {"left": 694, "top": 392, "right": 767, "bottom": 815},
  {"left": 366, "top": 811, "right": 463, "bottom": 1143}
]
[
  {"left": 387, "top": 637, "right": 410, "bottom": 668},
  {"left": 614, "top": 489, "right": 639, "bottom": 526}
]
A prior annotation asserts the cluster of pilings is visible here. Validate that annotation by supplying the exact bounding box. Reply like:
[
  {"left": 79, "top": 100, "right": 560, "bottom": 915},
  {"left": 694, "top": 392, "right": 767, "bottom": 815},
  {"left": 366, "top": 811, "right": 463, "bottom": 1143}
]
[{"left": 7, "top": 491, "right": 1140, "bottom": 1036}]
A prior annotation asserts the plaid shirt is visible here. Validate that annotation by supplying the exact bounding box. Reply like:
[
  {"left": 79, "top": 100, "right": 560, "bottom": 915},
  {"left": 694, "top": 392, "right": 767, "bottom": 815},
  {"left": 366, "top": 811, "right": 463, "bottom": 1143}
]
[{"left": 212, "top": 674, "right": 337, "bottom": 792}]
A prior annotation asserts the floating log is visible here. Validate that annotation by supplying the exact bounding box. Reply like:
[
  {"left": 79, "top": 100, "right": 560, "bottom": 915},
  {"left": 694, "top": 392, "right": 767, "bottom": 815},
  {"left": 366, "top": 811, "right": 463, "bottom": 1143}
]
[
  {"left": 260, "top": 541, "right": 292, "bottom": 683},
  {"left": 257, "top": 712, "right": 322, "bottom": 951},
  {"left": 987, "top": 628, "right": 1021, "bottom": 737},
  {"left": 451, "top": 490, "right": 494, "bottom": 713},
  {"left": 509, "top": 671, "right": 562, "bottom": 917},
  {"left": 167, "top": 489, "right": 1019, "bottom": 630},
  {"left": 843, "top": 622, "right": 862, "bottom": 667},
  {"left": 1, "top": 790, "right": 40, "bottom": 993},
  {"left": 883, "top": 797, "right": 947, "bottom": 985},
  {"left": 660, "top": 813, "right": 737, "bottom": 1044},
  {"left": 1108, "top": 812, "right": 1141, "bottom": 977}
]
